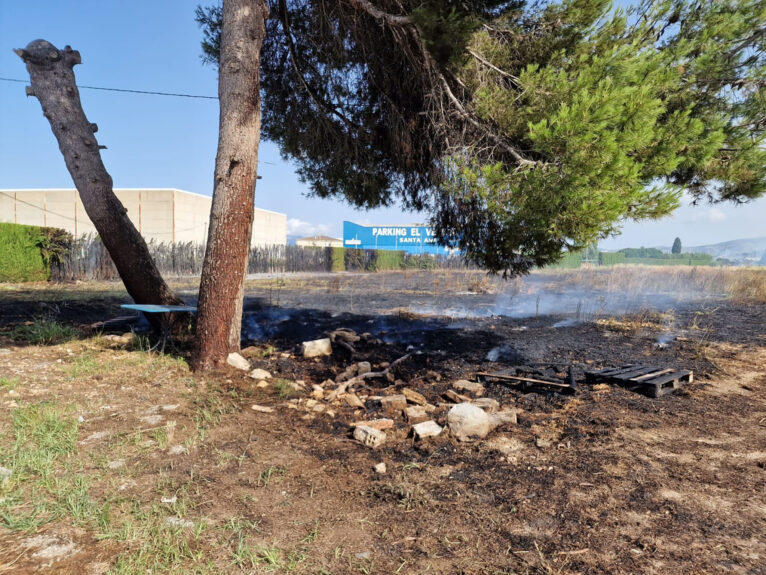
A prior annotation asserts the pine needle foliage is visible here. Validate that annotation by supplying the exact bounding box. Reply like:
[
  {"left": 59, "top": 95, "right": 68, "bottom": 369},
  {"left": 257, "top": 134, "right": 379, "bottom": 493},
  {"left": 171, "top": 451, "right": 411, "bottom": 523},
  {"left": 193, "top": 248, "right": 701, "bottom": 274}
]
[{"left": 196, "top": 0, "right": 765, "bottom": 275}]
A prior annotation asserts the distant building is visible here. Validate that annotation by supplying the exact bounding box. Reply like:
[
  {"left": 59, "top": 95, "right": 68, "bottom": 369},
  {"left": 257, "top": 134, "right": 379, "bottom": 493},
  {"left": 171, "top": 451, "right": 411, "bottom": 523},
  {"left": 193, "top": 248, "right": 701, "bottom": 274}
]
[
  {"left": 296, "top": 235, "right": 343, "bottom": 248},
  {"left": 343, "top": 221, "right": 457, "bottom": 255},
  {"left": 0, "top": 188, "right": 286, "bottom": 246}
]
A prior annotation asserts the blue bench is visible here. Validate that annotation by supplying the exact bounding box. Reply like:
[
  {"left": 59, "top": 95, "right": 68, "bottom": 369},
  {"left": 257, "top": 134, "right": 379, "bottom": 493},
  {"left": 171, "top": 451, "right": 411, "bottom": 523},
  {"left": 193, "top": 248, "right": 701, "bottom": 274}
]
[{"left": 120, "top": 304, "right": 197, "bottom": 352}]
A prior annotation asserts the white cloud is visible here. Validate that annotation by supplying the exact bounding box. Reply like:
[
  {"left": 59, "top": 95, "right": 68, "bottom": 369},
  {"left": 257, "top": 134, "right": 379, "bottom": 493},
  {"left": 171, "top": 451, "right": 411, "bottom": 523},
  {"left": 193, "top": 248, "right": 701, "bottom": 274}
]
[
  {"left": 286, "top": 218, "right": 334, "bottom": 239},
  {"left": 690, "top": 207, "right": 728, "bottom": 223}
]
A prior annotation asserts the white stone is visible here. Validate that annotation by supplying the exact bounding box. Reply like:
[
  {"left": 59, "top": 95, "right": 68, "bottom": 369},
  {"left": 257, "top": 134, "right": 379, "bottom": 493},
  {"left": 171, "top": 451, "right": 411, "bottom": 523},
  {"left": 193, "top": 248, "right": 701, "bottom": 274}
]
[
  {"left": 356, "top": 361, "right": 372, "bottom": 375},
  {"left": 168, "top": 444, "right": 188, "bottom": 455},
  {"left": 472, "top": 397, "right": 500, "bottom": 413},
  {"left": 447, "top": 403, "right": 492, "bottom": 442},
  {"left": 453, "top": 379, "right": 485, "bottom": 396},
  {"left": 489, "top": 410, "right": 517, "bottom": 426},
  {"left": 251, "top": 404, "right": 274, "bottom": 413},
  {"left": 107, "top": 459, "right": 125, "bottom": 470},
  {"left": 248, "top": 368, "right": 272, "bottom": 380},
  {"left": 374, "top": 462, "right": 387, "bottom": 474},
  {"left": 412, "top": 420, "right": 443, "bottom": 439},
  {"left": 301, "top": 338, "right": 332, "bottom": 358},
  {"left": 256, "top": 380, "right": 269, "bottom": 388},
  {"left": 344, "top": 394, "right": 365, "bottom": 408},
  {"left": 0, "top": 466, "right": 12, "bottom": 479},
  {"left": 353, "top": 425, "right": 386, "bottom": 448},
  {"left": 227, "top": 352, "right": 251, "bottom": 371}
]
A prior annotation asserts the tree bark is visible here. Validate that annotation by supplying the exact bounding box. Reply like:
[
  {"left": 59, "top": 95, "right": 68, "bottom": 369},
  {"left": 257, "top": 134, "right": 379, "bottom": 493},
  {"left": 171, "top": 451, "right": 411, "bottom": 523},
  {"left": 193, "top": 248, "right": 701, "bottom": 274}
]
[
  {"left": 15, "top": 41, "right": 183, "bottom": 318},
  {"left": 192, "top": 0, "right": 269, "bottom": 370}
]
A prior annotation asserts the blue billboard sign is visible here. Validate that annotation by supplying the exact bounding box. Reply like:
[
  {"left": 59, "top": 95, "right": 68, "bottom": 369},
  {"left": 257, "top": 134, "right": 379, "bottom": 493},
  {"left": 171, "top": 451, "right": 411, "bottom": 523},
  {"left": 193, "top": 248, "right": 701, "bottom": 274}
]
[{"left": 343, "top": 221, "right": 457, "bottom": 255}]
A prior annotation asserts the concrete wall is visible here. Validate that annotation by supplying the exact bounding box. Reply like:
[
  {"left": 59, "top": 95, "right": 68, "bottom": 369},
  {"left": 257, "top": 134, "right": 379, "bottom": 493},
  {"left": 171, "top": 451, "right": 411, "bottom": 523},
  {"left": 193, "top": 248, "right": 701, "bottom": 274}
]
[{"left": 0, "top": 189, "right": 286, "bottom": 246}]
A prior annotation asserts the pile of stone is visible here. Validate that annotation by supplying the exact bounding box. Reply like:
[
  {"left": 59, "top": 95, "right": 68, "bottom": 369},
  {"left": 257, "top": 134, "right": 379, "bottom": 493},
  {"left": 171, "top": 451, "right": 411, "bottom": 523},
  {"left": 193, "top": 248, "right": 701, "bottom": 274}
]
[{"left": 230, "top": 332, "right": 518, "bottom": 449}]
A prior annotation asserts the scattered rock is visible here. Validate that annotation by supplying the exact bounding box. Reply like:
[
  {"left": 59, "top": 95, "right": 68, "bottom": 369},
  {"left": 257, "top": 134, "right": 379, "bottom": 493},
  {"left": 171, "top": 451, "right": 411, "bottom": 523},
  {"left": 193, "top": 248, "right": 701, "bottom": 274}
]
[
  {"left": 344, "top": 394, "right": 365, "bottom": 408},
  {"left": 161, "top": 495, "right": 177, "bottom": 504},
  {"left": 227, "top": 352, "right": 251, "bottom": 371},
  {"left": 412, "top": 420, "right": 443, "bottom": 439},
  {"left": 107, "top": 459, "right": 125, "bottom": 470},
  {"left": 248, "top": 368, "right": 272, "bottom": 380},
  {"left": 405, "top": 405, "right": 429, "bottom": 424},
  {"left": 489, "top": 410, "right": 517, "bottom": 426},
  {"left": 329, "top": 328, "right": 360, "bottom": 343},
  {"left": 305, "top": 399, "right": 318, "bottom": 409},
  {"left": 256, "top": 380, "right": 269, "bottom": 388},
  {"left": 0, "top": 348, "right": 11, "bottom": 355},
  {"left": 161, "top": 404, "right": 180, "bottom": 411},
  {"left": 23, "top": 535, "right": 78, "bottom": 560},
  {"left": 301, "top": 338, "right": 332, "bottom": 358},
  {"left": 447, "top": 403, "right": 493, "bottom": 442},
  {"left": 0, "top": 466, "right": 12, "bottom": 479},
  {"left": 168, "top": 444, "right": 188, "bottom": 455},
  {"left": 353, "top": 425, "right": 386, "bottom": 448},
  {"left": 251, "top": 404, "right": 274, "bottom": 413},
  {"left": 141, "top": 414, "right": 164, "bottom": 425},
  {"left": 380, "top": 394, "right": 407, "bottom": 413},
  {"left": 352, "top": 418, "right": 394, "bottom": 430},
  {"left": 310, "top": 387, "right": 325, "bottom": 400},
  {"left": 356, "top": 361, "right": 372, "bottom": 375},
  {"left": 443, "top": 389, "right": 471, "bottom": 403},
  {"left": 165, "top": 517, "right": 195, "bottom": 529},
  {"left": 453, "top": 379, "right": 485, "bottom": 396},
  {"left": 336, "top": 365, "right": 358, "bottom": 383},
  {"left": 402, "top": 388, "right": 427, "bottom": 405},
  {"left": 472, "top": 397, "right": 499, "bottom": 413},
  {"left": 354, "top": 551, "right": 371, "bottom": 560},
  {"left": 374, "top": 462, "right": 387, "bottom": 474}
]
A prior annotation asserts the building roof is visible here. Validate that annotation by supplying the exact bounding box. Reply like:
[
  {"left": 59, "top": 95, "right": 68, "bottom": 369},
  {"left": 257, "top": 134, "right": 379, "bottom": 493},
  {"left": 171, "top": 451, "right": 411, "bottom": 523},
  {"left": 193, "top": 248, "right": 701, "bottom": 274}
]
[{"left": 297, "top": 235, "right": 342, "bottom": 242}]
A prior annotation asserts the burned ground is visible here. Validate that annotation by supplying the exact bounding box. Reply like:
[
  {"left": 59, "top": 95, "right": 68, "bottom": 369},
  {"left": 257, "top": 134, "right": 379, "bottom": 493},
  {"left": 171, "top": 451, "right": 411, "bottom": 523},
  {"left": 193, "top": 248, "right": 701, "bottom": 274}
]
[{"left": 0, "top": 270, "right": 764, "bottom": 574}]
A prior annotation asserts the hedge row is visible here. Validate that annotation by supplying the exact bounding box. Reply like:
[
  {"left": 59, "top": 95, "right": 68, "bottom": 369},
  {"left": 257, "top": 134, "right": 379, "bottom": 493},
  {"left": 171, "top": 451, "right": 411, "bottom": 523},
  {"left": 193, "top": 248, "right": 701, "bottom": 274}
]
[{"left": 0, "top": 223, "right": 56, "bottom": 282}]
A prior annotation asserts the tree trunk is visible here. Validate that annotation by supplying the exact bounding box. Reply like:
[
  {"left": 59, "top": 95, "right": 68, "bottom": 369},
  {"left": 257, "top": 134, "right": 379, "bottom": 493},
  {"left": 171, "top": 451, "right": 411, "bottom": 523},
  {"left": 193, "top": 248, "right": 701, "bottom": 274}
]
[
  {"left": 192, "top": 0, "right": 269, "bottom": 370},
  {"left": 15, "top": 41, "right": 183, "bottom": 318}
]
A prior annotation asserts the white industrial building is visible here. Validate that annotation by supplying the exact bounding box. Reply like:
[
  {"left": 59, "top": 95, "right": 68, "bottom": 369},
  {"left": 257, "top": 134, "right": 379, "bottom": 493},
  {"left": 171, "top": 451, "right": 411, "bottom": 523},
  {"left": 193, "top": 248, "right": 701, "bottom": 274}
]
[
  {"left": 0, "top": 188, "right": 286, "bottom": 246},
  {"left": 296, "top": 235, "right": 343, "bottom": 248}
]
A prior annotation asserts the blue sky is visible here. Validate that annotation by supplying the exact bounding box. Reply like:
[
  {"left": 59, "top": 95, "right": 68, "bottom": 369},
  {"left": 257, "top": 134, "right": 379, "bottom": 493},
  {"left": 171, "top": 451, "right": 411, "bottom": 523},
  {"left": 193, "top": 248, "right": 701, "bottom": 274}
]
[{"left": 1, "top": 1, "right": 764, "bottom": 248}]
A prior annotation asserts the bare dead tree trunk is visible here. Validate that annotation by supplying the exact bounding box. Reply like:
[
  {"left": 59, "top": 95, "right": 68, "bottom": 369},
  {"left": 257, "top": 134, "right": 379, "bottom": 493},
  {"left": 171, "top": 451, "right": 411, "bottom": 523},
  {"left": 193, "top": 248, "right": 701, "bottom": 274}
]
[
  {"left": 192, "top": 0, "right": 269, "bottom": 370},
  {"left": 15, "top": 41, "right": 183, "bottom": 317}
]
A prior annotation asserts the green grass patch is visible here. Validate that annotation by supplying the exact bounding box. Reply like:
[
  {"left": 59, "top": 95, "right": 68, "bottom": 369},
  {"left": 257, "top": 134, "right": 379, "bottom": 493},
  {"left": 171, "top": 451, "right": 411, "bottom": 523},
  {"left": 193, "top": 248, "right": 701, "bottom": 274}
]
[
  {"left": 0, "top": 402, "right": 108, "bottom": 531},
  {"left": 9, "top": 320, "right": 79, "bottom": 345}
]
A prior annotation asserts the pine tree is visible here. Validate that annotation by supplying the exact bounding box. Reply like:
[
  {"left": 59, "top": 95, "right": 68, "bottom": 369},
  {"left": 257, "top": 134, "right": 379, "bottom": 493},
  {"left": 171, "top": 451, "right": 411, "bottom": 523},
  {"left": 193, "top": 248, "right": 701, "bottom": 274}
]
[
  {"left": 672, "top": 237, "right": 682, "bottom": 254},
  {"left": 197, "top": 0, "right": 764, "bottom": 275}
]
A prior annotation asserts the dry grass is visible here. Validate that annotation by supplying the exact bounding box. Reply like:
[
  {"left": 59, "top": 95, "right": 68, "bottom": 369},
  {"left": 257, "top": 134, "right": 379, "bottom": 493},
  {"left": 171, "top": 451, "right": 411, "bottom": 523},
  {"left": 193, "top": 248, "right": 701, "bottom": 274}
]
[{"left": 535, "top": 266, "right": 766, "bottom": 303}]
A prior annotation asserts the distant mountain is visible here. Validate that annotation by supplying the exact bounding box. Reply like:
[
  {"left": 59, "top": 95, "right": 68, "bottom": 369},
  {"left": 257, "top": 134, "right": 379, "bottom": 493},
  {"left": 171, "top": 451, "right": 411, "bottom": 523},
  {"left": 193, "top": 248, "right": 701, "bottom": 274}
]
[
  {"left": 689, "top": 236, "right": 766, "bottom": 261},
  {"left": 650, "top": 236, "right": 766, "bottom": 263}
]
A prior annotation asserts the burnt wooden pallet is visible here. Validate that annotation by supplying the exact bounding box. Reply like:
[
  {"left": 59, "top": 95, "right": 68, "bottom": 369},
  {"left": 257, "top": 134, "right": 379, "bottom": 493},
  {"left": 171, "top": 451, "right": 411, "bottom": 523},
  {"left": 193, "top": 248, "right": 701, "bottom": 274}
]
[
  {"left": 585, "top": 365, "right": 693, "bottom": 397},
  {"left": 477, "top": 370, "right": 577, "bottom": 395}
]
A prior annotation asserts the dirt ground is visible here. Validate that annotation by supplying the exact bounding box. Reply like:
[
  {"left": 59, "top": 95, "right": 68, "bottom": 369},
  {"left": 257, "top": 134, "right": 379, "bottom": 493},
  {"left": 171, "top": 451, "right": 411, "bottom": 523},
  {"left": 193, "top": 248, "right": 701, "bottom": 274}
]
[{"left": 0, "top": 270, "right": 764, "bottom": 574}]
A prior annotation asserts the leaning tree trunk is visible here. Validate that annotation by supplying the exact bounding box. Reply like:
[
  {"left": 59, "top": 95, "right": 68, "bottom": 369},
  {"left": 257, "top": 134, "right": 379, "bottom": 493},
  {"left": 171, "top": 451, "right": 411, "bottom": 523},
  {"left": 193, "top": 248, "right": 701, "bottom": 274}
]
[
  {"left": 15, "top": 41, "right": 183, "bottom": 316},
  {"left": 192, "top": 0, "right": 269, "bottom": 370}
]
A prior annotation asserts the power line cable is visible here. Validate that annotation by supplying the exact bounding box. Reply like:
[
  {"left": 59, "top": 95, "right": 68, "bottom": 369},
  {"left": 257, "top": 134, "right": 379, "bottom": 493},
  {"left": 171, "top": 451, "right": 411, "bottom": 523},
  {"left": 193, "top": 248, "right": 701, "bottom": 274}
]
[{"left": 0, "top": 76, "right": 217, "bottom": 100}]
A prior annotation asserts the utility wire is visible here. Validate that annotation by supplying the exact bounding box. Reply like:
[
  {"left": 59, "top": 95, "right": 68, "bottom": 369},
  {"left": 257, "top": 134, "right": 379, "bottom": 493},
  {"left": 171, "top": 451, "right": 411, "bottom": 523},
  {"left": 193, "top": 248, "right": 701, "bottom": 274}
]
[{"left": 0, "top": 76, "right": 218, "bottom": 100}]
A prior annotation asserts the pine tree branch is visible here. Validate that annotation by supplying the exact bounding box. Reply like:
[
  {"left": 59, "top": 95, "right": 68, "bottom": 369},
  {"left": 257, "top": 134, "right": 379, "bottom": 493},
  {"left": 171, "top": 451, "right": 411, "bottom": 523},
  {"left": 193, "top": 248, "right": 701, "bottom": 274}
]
[
  {"left": 346, "top": 0, "right": 538, "bottom": 167},
  {"left": 467, "top": 48, "right": 522, "bottom": 87},
  {"left": 279, "top": 0, "right": 355, "bottom": 130}
]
